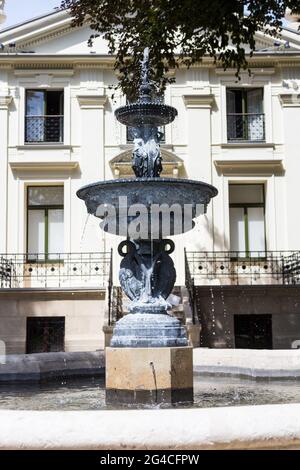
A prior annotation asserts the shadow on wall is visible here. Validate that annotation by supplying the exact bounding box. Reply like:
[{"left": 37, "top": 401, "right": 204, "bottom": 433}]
[{"left": 187, "top": 213, "right": 229, "bottom": 252}]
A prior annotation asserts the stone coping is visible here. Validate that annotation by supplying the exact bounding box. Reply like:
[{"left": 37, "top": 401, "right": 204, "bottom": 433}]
[
  {"left": 0, "top": 404, "right": 300, "bottom": 449},
  {"left": 193, "top": 348, "right": 300, "bottom": 379},
  {"left": 1, "top": 349, "right": 300, "bottom": 383},
  {"left": 0, "top": 351, "right": 105, "bottom": 383}
]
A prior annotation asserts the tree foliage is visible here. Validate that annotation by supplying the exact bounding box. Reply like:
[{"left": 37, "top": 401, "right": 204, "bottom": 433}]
[{"left": 60, "top": 1, "right": 300, "bottom": 99}]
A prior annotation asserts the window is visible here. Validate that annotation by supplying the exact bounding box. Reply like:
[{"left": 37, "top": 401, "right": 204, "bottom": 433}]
[
  {"left": 226, "top": 88, "right": 265, "bottom": 142},
  {"left": 27, "top": 186, "right": 64, "bottom": 261},
  {"left": 229, "top": 184, "right": 266, "bottom": 257},
  {"left": 26, "top": 317, "right": 65, "bottom": 353},
  {"left": 234, "top": 315, "right": 272, "bottom": 349},
  {"left": 25, "top": 89, "right": 64, "bottom": 143}
]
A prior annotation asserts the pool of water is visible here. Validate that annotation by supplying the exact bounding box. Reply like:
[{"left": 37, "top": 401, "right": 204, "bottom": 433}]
[{"left": 1, "top": 376, "right": 300, "bottom": 410}]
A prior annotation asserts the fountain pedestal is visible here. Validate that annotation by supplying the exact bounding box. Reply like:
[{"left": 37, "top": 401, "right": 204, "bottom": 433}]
[{"left": 106, "top": 346, "right": 193, "bottom": 405}]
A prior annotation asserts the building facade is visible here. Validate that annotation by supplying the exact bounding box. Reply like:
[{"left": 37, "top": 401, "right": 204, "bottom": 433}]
[{"left": 1, "top": 10, "right": 300, "bottom": 352}]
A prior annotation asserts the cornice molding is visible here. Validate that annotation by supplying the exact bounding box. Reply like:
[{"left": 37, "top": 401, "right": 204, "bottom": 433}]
[
  {"left": 14, "top": 68, "right": 74, "bottom": 77},
  {"left": 9, "top": 161, "right": 79, "bottom": 172},
  {"left": 279, "top": 93, "right": 300, "bottom": 107},
  {"left": 0, "top": 64, "right": 12, "bottom": 70},
  {"left": 221, "top": 143, "right": 275, "bottom": 150},
  {"left": 0, "top": 95, "right": 13, "bottom": 109},
  {"left": 216, "top": 67, "right": 275, "bottom": 76},
  {"left": 214, "top": 159, "right": 284, "bottom": 175},
  {"left": 183, "top": 94, "right": 215, "bottom": 108},
  {"left": 14, "top": 63, "right": 74, "bottom": 70},
  {"left": 1, "top": 55, "right": 300, "bottom": 72},
  {"left": 74, "top": 61, "right": 114, "bottom": 69},
  {"left": 18, "top": 25, "right": 76, "bottom": 50},
  {"left": 77, "top": 95, "right": 107, "bottom": 109}
]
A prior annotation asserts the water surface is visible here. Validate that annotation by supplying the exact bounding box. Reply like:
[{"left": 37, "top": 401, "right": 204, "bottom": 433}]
[{"left": 0, "top": 376, "right": 300, "bottom": 410}]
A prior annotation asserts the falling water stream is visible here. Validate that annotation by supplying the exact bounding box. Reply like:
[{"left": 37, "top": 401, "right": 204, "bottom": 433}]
[
  {"left": 220, "top": 285, "right": 231, "bottom": 348},
  {"left": 210, "top": 286, "right": 216, "bottom": 337},
  {"left": 79, "top": 214, "right": 91, "bottom": 251}
]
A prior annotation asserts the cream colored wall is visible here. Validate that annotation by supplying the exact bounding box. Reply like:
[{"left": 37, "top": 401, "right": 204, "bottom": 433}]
[
  {"left": 1, "top": 60, "right": 300, "bottom": 272},
  {"left": 0, "top": 291, "right": 106, "bottom": 354}
]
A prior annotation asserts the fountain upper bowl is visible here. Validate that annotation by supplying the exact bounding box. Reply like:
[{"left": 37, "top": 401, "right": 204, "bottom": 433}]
[{"left": 115, "top": 103, "right": 178, "bottom": 127}]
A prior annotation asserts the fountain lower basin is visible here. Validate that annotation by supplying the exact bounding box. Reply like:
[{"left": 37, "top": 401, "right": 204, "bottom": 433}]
[{"left": 1, "top": 351, "right": 300, "bottom": 450}]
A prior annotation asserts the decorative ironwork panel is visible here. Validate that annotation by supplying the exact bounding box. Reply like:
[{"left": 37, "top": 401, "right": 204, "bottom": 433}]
[
  {"left": 25, "top": 115, "right": 64, "bottom": 143},
  {"left": 185, "top": 251, "right": 300, "bottom": 286},
  {"left": 227, "top": 113, "right": 265, "bottom": 142},
  {"left": 0, "top": 252, "right": 111, "bottom": 289}
]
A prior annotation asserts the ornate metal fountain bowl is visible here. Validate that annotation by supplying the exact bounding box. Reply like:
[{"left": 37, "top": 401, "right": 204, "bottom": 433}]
[
  {"left": 115, "top": 103, "right": 178, "bottom": 127},
  {"left": 77, "top": 177, "right": 218, "bottom": 237}
]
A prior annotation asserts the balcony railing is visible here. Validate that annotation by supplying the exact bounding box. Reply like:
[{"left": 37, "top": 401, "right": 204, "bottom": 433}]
[
  {"left": 0, "top": 253, "right": 111, "bottom": 289},
  {"left": 185, "top": 251, "right": 300, "bottom": 286},
  {"left": 25, "top": 115, "right": 64, "bottom": 143},
  {"left": 227, "top": 113, "right": 265, "bottom": 142}
]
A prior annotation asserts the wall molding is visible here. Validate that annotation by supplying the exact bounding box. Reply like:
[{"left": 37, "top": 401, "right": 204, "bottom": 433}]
[
  {"left": 279, "top": 93, "right": 300, "bottom": 107},
  {"left": 0, "top": 95, "right": 13, "bottom": 109},
  {"left": 9, "top": 161, "right": 79, "bottom": 172},
  {"left": 77, "top": 95, "right": 107, "bottom": 109},
  {"left": 183, "top": 94, "right": 215, "bottom": 108},
  {"left": 214, "top": 159, "right": 284, "bottom": 176}
]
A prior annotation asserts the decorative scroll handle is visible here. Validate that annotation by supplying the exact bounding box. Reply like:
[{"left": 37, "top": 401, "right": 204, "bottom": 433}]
[{"left": 118, "top": 240, "right": 176, "bottom": 305}]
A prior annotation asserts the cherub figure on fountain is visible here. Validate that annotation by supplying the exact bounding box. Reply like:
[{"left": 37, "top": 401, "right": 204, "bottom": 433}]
[{"left": 132, "top": 127, "right": 163, "bottom": 177}]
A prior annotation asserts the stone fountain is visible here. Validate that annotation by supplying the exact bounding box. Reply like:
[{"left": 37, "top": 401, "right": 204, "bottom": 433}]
[{"left": 77, "top": 48, "right": 217, "bottom": 404}]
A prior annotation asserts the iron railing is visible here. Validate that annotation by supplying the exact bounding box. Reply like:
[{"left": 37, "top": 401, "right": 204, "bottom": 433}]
[
  {"left": 227, "top": 113, "right": 265, "bottom": 142},
  {"left": 0, "top": 252, "right": 111, "bottom": 289},
  {"left": 25, "top": 115, "right": 64, "bottom": 143},
  {"left": 185, "top": 251, "right": 300, "bottom": 286},
  {"left": 0, "top": 256, "right": 13, "bottom": 288}
]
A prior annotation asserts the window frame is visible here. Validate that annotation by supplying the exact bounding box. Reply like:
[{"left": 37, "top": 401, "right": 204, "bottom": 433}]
[
  {"left": 25, "top": 89, "right": 65, "bottom": 144},
  {"left": 229, "top": 184, "right": 267, "bottom": 259},
  {"left": 226, "top": 87, "right": 265, "bottom": 143},
  {"left": 26, "top": 185, "right": 64, "bottom": 263}
]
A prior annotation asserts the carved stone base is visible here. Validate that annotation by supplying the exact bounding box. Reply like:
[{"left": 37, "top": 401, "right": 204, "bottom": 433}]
[
  {"left": 110, "top": 310, "right": 188, "bottom": 348},
  {"left": 106, "top": 346, "right": 193, "bottom": 405}
]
